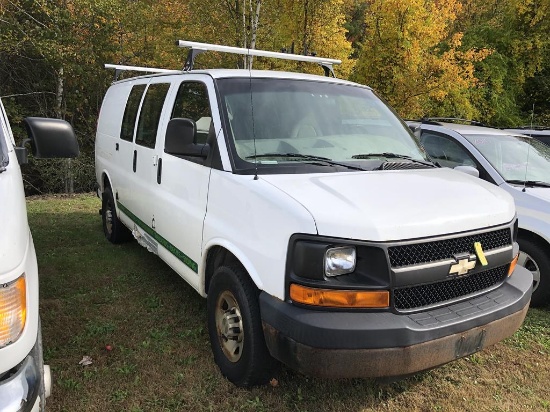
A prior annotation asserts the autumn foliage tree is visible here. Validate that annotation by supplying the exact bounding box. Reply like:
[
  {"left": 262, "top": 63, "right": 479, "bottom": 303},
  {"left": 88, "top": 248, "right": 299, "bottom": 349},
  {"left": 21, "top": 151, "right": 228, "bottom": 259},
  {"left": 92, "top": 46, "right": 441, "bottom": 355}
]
[
  {"left": 350, "top": 0, "right": 491, "bottom": 119},
  {"left": 1, "top": 0, "right": 550, "bottom": 193}
]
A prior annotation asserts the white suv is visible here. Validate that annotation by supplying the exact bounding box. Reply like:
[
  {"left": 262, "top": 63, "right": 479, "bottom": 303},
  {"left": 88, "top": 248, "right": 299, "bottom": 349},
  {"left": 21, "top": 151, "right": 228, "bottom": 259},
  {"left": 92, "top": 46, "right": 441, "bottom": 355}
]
[
  {"left": 95, "top": 42, "right": 532, "bottom": 386},
  {"left": 411, "top": 119, "right": 550, "bottom": 306},
  {"left": 0, "top": 98, "right": 78, "bottom": 411}
]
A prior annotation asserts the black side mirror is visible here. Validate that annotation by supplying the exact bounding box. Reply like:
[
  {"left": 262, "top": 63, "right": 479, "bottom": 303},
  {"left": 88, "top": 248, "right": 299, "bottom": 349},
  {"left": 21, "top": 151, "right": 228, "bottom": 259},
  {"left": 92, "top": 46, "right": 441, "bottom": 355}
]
[
  {"left": 23, "top": 117, "right": 79, "bottom": 159},
  {"left": 165, "top": 118, "right": 209, "bottom": 158},
  {"left": 15, "top": 146, "right": 29, "bottom": 165}
]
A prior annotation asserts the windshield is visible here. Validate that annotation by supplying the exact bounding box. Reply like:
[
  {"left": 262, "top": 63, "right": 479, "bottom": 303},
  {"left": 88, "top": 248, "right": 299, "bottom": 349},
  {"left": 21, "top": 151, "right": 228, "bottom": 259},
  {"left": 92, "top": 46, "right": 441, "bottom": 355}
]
[
  {"left": 0, "top": 101, "right": 10, "bottom": 171},
  {"left": 463, "top": 133, "right": 550, "bottom": 184},
  {"left": 217, "top": 78, "right": 428, "bottom": 173}
]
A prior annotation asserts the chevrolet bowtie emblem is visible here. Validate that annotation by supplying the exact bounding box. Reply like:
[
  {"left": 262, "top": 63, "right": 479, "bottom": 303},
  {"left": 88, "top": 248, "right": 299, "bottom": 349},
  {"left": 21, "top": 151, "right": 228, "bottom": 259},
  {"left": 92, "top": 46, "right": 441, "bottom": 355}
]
[{"left": 449, "top": 253, "right": 476, "bottom": 276}]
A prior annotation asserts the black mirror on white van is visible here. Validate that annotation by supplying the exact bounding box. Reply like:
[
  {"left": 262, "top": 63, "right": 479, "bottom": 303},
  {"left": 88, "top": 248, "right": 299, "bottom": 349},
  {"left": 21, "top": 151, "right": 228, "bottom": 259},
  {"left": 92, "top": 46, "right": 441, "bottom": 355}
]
[
  {"left": 165, "top": 117, "right": 209, "bottom": 158},
  {"left": 23, "top": 117, "right": 79, "bottom": 159}
]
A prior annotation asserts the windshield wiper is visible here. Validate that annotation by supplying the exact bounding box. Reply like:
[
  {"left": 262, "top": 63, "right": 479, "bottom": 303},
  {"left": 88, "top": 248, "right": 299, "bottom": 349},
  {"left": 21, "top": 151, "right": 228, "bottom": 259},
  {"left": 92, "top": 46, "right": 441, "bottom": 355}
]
[
  {"left": 245, "top": 153, "right": 366, "bottom": 171},
  {"left": 351, "top": 152, "right": 435, "bottom": 167},
  {"left": 505, "top": 179, "right": 550, "bottom": 188}
]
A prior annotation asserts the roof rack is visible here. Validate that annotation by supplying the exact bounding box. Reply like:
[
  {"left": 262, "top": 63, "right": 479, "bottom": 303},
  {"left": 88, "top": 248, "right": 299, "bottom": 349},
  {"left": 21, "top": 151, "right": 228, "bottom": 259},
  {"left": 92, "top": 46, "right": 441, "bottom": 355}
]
[
  {"left": 176, "top": 40, "right": 341, "bottom": 77},
  {"left": 420, "top": 117, "right": 488, "bottom": 127},
  {"left": 105, "top": 40, "right": 342, "bottom": 80},
  {"left": 105, "top": 64, "right": 181, "bottom": 81}
]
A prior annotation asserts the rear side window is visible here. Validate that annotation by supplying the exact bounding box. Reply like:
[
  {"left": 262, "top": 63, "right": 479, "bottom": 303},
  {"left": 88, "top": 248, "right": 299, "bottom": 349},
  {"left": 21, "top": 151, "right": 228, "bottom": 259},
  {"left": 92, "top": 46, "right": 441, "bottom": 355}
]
[
  {"left": 136, "top": 83, "right": 171, "bottom": 149},
  {"left": 120, "top": 84, "right": 146, "bottom": 142},
  {"left": 171, "top": 82, "right": 212, "bottom": 144}
]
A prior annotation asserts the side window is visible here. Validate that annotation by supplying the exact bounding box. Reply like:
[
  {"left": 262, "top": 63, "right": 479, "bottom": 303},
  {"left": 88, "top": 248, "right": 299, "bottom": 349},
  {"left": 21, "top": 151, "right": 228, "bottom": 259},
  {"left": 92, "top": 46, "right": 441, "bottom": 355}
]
[
  {"left": 420, "top": 132, "right": 476, "bottom": 169},
  {"left": 120, "top": 84, "right": 146, "bottom": 142},
  {"left": 171, "top": 82, "right": 212, "bottom": 144},
  {"left": 136, "top": 83, "right": 171, "bottom": 149}
]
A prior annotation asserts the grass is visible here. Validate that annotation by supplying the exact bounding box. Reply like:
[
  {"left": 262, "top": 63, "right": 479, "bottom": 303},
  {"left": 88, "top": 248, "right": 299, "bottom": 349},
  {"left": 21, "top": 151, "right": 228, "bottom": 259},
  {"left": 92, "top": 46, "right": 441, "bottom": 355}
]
[{"left": 27, "top": 194, "right": 550, "bottom": 412}]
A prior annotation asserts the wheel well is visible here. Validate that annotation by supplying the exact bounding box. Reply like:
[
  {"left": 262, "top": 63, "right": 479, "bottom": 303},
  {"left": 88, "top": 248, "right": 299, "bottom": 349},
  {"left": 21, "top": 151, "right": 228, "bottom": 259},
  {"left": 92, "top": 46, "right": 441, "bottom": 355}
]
[
  {"left": 517, "top": 229, "right": 550, "bottom": 252},
  {"left": 204, "top": 246, "right": 244, "bottom": 294},
  {"left": 102, "top": 174, "right": 111, "bottom": 191}
]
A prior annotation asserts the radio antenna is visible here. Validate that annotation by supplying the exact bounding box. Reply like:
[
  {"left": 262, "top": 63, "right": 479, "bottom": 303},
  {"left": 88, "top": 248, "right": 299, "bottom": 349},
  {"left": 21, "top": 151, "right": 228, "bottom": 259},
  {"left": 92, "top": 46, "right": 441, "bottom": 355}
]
[
  {"left": 248, "top": 60, "right": 258, "bottom": 180},
  {"left": 522, "top": 103, "right": 536, "bottom": 193}
]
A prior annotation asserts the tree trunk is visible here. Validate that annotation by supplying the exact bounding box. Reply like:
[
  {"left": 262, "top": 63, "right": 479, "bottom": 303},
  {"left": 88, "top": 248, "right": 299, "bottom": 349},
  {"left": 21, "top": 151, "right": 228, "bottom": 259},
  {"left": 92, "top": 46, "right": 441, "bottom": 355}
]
[
  {"left": 242, "top": 0, "right": 247, "bottom": 67},
  {"left": 56, "top": 67, "right": 74, "bottom": 194},
  {"left": 248, "top": 0, "right": 261, "bottom": 69}
]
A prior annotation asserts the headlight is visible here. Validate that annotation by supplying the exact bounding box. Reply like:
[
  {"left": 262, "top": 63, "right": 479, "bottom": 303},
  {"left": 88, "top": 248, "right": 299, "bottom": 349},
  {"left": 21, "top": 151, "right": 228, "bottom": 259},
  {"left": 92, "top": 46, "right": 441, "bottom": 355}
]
[
  {"left": 0, "top": 275, "right": 27, "bottom": 348},
  {"left": 325, "top": 246, "right": 356, "bottom": 277}
]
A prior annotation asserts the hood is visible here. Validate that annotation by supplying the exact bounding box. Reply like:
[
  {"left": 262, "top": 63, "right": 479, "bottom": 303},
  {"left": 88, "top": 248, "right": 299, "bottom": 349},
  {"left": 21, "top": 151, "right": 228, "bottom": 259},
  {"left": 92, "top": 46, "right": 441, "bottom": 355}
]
[
  {"left": 261, "top": 168, "right": 515, "bottom": 242},
  {"left": 0, "top": 149, "right": 29, "bottom": 275},
  {"left": 502, "top": 185, "right": 550, "bottom": 227}
]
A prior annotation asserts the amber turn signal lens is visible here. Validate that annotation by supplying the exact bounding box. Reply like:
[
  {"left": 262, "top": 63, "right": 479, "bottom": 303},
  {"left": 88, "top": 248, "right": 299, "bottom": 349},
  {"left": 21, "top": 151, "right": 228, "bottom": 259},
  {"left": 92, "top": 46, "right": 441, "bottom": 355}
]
[
  {"left": 0, "top": 275, "right": 27, "bottom": 348},
  {"left": 508, "top": 253, "right": 519, "bottom": 277},
  {"left": 290, "top": 284, "right": 389, "bottom": 308}
]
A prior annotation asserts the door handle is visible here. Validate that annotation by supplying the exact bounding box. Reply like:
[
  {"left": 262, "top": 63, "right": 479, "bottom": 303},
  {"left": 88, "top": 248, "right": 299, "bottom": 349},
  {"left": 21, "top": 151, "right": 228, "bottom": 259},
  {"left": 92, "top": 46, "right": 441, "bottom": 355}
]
[
  {"left": 133, "top": 150, "right": 137, "bottom": 172},
  {"left": 157, "top": 158, "right": 162, "bottom": 184},
  {"left": 115, "top": 142, "right": 119, "bottom": 151}
]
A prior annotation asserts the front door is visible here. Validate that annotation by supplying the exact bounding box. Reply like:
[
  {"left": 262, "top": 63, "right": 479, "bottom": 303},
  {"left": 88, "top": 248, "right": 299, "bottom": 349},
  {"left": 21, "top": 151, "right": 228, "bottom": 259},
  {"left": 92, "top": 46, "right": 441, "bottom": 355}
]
[{"left": 152, "top": 77, "right": 218, "bottom": 289}]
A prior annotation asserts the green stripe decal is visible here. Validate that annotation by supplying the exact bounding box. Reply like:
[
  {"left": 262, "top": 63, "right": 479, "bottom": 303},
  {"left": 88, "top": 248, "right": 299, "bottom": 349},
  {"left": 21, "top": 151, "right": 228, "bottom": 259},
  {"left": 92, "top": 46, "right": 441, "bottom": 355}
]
[{"left": 117, "top": 202, "right": 198, "bottom": 273}]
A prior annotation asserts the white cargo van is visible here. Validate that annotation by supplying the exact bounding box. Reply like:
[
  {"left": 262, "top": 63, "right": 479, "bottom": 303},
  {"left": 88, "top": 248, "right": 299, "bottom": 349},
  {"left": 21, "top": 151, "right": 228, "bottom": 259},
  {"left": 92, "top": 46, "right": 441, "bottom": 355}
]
[
  {"left": 0, "top": 98, "right": 79, "bottom": 411},
  {"left": 95, "top": 42, "right": 532, "bottom": 387}
]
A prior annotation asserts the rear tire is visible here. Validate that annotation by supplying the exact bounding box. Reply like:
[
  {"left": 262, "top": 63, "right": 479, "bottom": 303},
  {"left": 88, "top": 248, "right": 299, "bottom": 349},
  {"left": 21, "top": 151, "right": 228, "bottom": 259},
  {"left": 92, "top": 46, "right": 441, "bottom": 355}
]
[
  {"left": 102, "top": 186, "right": 131, "bottom": 244},
  {"left": 517, "top": 237, "right": 550, "bottom": 307},
  {"left": 207, "top": 265, "right": 275, "bottom": 387}
]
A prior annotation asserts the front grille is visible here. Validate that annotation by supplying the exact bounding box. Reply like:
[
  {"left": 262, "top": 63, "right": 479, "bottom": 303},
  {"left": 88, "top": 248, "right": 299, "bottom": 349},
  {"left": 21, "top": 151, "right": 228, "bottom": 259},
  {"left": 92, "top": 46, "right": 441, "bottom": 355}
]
[
  {"left": 388, "top": 229, "right": 511, "bottom": 268},
  {"left": 394, "top": 265, "right": 508, "bottom": 310}
]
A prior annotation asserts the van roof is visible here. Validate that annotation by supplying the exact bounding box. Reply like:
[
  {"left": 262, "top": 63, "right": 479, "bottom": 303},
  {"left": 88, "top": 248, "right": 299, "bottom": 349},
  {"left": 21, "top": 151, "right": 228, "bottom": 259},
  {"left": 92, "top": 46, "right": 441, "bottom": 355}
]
[{"left": 111, "top": 68, "right": 368, "bottom": 89}]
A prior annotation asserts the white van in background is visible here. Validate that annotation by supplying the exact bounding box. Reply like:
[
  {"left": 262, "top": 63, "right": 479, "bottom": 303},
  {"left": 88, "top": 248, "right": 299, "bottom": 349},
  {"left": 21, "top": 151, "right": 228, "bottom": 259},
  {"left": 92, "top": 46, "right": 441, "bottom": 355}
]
[{"left": 0, "top": 98, "right": 79, "bottom": 411}]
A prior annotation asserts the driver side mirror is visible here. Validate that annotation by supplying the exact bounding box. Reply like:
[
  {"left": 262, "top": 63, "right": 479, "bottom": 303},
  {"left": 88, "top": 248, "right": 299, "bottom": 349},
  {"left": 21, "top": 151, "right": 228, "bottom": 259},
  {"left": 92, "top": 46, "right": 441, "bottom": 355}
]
[
  {"left": 17, "top": 117, "right": 79, "bottom": 165},
  {"left": 165, "top": 118, "right": 209, "bottom": 158}
]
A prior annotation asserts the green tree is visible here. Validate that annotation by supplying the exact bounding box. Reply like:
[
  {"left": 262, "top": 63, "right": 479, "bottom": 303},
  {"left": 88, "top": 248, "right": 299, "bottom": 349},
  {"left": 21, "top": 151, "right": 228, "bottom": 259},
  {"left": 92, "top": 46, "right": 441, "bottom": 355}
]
[
  {"left": 459, "top": 0, "right": 550, "bottom": 126},
  {"left": 350, "top": 0, "right": 490, "bottom": 119}
]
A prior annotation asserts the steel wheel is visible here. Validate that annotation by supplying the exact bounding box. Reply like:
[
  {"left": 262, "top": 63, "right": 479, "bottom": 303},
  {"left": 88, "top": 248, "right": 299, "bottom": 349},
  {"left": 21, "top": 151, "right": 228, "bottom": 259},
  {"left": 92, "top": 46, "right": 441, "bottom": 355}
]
[
  {"left": 215, "top": 290, "right": 244, "bottom": 362},
  {"left": 518, "top": 250, "right": 541, "bottom": 293},
  {"left": 105, "top": 206, "right": 114, "bottom": 236}
]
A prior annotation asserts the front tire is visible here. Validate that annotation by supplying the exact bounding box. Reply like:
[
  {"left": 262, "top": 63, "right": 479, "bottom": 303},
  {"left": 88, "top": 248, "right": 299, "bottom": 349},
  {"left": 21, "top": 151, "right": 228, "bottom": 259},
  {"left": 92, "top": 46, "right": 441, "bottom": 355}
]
[
  {"left": 102, "top": 186, "right": 131, "bottom": 244},
  {"left": 517, "top": 237, "right": 550, "bottom": 307},
  {"left": 207, "top": 265, "right": 275, "bottom": 387}
]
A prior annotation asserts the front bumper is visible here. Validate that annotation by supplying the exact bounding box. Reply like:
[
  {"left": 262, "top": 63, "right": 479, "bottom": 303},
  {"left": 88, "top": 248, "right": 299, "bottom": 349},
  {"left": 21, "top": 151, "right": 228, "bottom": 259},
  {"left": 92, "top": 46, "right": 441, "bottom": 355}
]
[
  {"left": 0, "top": 353, "right": 44, "bottom": 412},
  {"left": 260, "top": 265, "right": 532, "bottom": 378}
]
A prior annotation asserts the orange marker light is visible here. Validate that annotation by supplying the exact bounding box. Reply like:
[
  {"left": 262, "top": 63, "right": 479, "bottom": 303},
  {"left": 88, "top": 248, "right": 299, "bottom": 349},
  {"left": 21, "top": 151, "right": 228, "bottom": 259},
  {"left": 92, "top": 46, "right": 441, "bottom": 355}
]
[
  {"left": 508, "top": 254, "right": 519, "bottom": 277},
  {"left": 290, "top": 284, "right": 389, "bottom": 308}
]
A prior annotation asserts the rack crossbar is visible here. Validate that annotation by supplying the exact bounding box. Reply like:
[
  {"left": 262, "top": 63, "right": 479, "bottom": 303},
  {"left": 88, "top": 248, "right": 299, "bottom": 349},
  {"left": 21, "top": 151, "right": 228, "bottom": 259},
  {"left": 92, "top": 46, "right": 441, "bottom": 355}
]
[
  {"left": 105, "top": 64, "right": 180, "bottom": 74},
  {"left": 176, "top": 40, "right": 341, "bottom": 66}
]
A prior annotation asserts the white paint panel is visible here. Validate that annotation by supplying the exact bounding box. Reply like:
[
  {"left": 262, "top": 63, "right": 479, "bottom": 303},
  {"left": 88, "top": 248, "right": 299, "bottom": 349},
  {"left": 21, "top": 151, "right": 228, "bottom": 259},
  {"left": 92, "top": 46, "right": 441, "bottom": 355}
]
[
  {"left": 261, "top": 168, "right": 516, "bottom": 242},
  {"left": 203, "top": 171, "right": 317, "bottom": 299}
]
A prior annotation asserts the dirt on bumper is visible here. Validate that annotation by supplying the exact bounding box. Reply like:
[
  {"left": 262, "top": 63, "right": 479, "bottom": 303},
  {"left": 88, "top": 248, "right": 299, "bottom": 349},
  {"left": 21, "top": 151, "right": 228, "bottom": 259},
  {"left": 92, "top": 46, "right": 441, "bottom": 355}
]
[{"left": 262, "top": 302, "right": 529, "bottom": 378}]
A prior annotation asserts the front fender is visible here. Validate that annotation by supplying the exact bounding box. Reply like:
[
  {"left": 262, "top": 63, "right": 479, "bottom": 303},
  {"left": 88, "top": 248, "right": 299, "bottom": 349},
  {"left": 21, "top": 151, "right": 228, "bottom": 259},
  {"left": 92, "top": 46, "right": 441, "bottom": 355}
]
[{"left": 201, "top": 238, "right": 265, "bottom": 296}]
